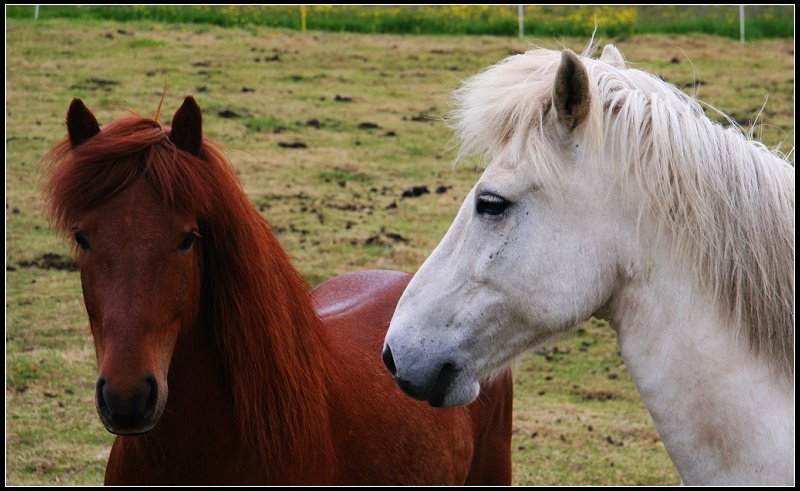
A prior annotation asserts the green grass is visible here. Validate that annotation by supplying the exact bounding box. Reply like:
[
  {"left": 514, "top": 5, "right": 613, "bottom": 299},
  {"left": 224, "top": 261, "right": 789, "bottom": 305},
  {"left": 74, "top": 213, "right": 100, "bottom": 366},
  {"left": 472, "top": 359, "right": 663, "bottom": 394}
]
[
  {"left": 5, "top": 5, "right": 793, "bottom": 39},
  {"left": 244, "top": 116, "right": 293, "bottom": 132},
  {"left": 318, "top": 169, "right": 374, "bottom": 185},
  {"left": 5, "top": 17, "right": 794, "bottom": 485},
  {"left": 636, "top": 5, "right": 793, "bottom": 39},
  {"left": 127, "top": 37, "right": 165, "bottom": 49}
]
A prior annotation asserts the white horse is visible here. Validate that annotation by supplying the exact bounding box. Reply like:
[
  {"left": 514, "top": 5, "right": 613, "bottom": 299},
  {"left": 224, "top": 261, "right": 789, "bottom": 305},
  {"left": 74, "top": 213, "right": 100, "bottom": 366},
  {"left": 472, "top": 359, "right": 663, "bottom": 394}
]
[{"left": 382, "top": 45, "right": 794, "bottom": 485}]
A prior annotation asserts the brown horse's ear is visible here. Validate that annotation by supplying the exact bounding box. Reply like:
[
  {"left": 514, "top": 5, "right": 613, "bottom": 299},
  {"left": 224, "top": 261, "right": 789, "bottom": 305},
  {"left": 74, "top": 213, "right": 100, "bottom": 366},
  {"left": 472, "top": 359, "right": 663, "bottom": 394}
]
[
  {"left": 553, "top": 49, "right": 591, "bottom": 130},
  {"left": 67, "top": 98, "right": 101, "bottom": 147},
  {"left": 169, "top": 96, "right": 202, "bottom": 155}
]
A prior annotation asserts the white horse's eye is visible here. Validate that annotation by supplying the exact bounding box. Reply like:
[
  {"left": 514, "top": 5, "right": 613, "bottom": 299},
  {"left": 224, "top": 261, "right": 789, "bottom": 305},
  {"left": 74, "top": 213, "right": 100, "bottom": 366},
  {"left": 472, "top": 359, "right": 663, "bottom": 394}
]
[{"left": 476, "top": 192, "right": 511, "bottom": 216}]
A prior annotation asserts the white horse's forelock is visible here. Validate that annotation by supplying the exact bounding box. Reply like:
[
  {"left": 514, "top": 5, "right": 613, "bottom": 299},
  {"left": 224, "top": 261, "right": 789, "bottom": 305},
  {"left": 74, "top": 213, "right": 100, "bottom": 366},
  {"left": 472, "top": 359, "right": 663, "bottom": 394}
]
[{"left": 450, "top": 48, "right": 795, "bottom": 378}]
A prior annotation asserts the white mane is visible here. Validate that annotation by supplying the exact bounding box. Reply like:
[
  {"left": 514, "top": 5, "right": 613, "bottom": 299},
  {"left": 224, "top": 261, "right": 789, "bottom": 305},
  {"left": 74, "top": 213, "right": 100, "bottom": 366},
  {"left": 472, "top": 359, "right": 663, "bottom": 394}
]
[{"left": 451, "top": 48, "right": 795, "bottom": 378}]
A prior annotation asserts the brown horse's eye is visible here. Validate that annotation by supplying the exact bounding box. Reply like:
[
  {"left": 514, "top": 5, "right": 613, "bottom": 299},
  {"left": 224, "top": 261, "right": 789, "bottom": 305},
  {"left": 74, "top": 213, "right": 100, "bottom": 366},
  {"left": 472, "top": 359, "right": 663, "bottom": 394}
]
[
  {"left": 178, "top": 231, "right": 197, "bottom": 252},
  {"left": 75, "top": 232, "right": 90, "bottom": 251}
]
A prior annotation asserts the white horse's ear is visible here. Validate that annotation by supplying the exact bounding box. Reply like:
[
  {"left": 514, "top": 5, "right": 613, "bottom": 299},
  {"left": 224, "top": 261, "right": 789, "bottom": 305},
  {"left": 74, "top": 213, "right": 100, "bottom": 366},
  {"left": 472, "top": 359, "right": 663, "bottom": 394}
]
[
  {"left": 600, "top": 44, "right": 626, "bottom": 69},
  {"left": 553, "top": 49, "right": 591, "bottom": 131}
]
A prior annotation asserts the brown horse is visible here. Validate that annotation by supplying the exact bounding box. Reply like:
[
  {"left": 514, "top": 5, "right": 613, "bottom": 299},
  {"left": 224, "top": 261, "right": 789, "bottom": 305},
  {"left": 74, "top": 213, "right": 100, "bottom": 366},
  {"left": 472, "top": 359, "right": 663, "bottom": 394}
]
[{"left": 43, "top": 96, "right": 513, "bottom": 485}]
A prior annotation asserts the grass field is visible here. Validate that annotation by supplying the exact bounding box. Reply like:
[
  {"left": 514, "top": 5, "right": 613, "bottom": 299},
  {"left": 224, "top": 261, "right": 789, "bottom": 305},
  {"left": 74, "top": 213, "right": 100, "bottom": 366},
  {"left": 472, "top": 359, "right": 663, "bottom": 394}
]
[{"left": 5, "top": 17, "right": 794, "bottom": 485}]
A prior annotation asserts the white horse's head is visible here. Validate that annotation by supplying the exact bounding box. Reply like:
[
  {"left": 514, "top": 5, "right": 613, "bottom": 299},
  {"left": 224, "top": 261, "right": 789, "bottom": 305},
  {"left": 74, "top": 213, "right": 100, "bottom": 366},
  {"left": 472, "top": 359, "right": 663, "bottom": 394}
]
[
  {"left": 383, "top": 47, "right": 633, "bottom": 407},
  {"left": 382, "top": 45, "right": 794, "bottom": 408}
]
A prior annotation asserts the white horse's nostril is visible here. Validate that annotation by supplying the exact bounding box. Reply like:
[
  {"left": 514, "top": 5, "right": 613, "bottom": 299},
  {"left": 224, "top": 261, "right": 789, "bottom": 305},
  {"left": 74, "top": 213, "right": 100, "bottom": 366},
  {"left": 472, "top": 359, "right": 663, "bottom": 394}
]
[{"left": 382, "top": 344, "right": 397, "bottom": 376}]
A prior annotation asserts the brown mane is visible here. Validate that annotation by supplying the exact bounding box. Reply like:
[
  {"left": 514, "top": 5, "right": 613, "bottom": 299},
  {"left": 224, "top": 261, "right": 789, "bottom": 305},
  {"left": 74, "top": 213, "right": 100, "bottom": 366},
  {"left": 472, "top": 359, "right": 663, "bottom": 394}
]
[{"left": 43, "top": 115, "right": 333, "bottom": 476}]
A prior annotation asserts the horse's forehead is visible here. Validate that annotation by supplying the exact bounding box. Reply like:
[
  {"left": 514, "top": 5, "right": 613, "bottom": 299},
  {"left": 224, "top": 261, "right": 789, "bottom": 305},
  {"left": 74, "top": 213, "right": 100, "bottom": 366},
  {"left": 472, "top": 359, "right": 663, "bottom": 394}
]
[
  {"left": 480, "top": 162, "right": 521, "bottom": 183},
  {"left": 89, "top": 179, "right": 191, "bottom": 236},
  {"left": 480, "top": 138, "right": 554, "bottom": 184},
  {"left": 99, "top": 178, "right": 157, "bottom": 213}
]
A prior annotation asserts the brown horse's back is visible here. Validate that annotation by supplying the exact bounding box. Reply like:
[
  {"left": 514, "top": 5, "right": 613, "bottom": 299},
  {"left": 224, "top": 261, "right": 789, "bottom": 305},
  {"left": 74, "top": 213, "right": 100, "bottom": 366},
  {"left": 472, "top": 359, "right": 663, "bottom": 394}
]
[{"left": 313, "top": 270, "right": 512, "bottom": 485}]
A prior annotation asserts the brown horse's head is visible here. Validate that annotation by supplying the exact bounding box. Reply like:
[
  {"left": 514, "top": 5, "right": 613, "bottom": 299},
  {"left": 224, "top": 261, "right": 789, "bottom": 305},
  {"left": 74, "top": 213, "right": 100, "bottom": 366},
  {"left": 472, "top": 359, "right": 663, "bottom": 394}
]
[{"left": 45, "top": 97, "right": 210, "bottom": 434}]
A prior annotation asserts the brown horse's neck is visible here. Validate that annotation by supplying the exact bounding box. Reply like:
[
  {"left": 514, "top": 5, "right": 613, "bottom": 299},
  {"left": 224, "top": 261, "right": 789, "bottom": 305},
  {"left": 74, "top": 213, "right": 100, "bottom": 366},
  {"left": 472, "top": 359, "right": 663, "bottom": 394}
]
[{"left": 194, "top": 177, "right": 339, "bottom": 481}]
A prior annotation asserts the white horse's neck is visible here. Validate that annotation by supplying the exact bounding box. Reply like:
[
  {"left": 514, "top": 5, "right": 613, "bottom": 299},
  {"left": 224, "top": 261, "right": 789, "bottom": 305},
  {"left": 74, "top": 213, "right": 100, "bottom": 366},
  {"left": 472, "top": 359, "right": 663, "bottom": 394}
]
[{"left": 610, "top": 252, "right": 794, "bottom": 485}]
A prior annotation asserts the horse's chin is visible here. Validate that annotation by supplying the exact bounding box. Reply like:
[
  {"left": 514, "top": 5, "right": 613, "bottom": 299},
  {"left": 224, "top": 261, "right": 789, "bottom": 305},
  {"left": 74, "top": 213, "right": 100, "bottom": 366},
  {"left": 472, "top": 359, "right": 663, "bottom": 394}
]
[
  {"left": 103, "top": 423, "right": 157, "bottom": 436},
  {"left": 98, "top": 407, "right": 164, "bottom": 436},
  {"left": 428, "top": 378, "right": 481, "bottom": 408}
]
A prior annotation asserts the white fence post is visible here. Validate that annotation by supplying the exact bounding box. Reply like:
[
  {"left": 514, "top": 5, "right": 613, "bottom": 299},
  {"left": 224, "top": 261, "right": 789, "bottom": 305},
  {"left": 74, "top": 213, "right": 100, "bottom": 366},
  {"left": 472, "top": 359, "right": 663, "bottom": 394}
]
[
  {"left": 518, "top": 5, "right": 524, "bottom": 39},
  {"left": 35, "top": 5, "right": 40, "bottom": 20},
  {"left": 739, "top": 5, "right": 745, "bottom": 43}
]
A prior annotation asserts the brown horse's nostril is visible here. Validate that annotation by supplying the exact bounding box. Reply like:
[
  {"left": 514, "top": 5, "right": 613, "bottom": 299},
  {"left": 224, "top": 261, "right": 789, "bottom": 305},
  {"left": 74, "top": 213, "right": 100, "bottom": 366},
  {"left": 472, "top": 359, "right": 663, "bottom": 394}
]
[
  {"left": 96, "top": 377, "right": 111, "bottom": 420},
  {"left": 382, "top": 344, "right": 397, "bottom": 376},
  {"left": 143, "top": 374, "right": 158, "bottom": 418}
]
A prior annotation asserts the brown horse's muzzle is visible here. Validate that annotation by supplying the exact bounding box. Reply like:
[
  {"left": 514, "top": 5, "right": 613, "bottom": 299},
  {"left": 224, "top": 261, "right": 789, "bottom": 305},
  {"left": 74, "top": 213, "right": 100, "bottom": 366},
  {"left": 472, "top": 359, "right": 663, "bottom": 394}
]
[{"left": 96, "top": 373, "right": 161, "bottom": 435}]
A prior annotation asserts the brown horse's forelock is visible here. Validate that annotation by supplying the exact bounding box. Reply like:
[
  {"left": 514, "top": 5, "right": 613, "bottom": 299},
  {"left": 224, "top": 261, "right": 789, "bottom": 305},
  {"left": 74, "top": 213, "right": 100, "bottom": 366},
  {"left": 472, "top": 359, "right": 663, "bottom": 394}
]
[
  {"left": 43, "top": 117, "right": 216, "bottom": 235},
  {"left": 43, "top": 114, "right": 333, "bottom": 476}
]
